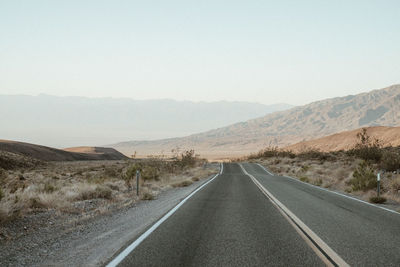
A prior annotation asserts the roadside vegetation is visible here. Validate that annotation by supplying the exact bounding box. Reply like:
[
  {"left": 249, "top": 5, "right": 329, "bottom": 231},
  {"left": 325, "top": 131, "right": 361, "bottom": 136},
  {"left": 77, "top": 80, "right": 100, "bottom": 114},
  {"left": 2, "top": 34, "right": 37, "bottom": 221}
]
[
  {"left": 0, "top": 150, "right": 218, "bottom": 224},
  {"left": 247, "top": 128, "right": 400, "bottom": 206}
]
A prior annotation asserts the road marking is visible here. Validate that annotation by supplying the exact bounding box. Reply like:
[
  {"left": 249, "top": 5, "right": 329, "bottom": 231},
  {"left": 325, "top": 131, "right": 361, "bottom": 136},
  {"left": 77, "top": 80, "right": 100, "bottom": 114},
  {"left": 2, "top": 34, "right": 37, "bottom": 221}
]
[
  {"left": 239, "top": 164, "right": 349, "bottom": 267},
  {"left": 256, "top": 163, "right": 274, "bottom": 175},
  {"left": 256, "top": 163, "right": 400, "bottom": 216},
  {"left": 106, "top": 163, "right": 223, "bottom": 267}
]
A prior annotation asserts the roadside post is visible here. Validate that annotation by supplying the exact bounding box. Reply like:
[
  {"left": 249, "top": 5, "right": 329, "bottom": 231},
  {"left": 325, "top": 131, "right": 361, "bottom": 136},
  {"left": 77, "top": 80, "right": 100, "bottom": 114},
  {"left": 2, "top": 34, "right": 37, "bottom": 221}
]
[
  {"left": 377, "top": 172, "right": 381, "bottom": 198},
  {"left": 136, "top": 170, "right": 140, "bottom": 196}
]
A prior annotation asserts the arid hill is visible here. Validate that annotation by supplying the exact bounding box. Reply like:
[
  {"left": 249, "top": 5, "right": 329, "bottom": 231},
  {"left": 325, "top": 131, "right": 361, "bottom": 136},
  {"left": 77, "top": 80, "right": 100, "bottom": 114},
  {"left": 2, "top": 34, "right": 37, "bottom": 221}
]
[
  {"left": 0, "top": 140, "right": 128, "bottom": 161},
  {"left": 285, "top": 126, "right": 400, "bottom": 153},
  {"left": 110, "top": 84, "right": 400, "bottom": 159}
]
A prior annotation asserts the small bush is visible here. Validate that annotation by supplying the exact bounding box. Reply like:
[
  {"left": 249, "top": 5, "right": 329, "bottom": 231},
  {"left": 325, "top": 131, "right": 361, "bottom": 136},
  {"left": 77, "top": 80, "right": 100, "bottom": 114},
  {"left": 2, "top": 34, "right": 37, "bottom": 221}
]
[
  {"left": 29, "top": 197, "right": 47, "bottom": 209},
  {"left": 179, "top": 149, "right": 197, "bottom": 168},
  {"left": 369, "top": 196, "right": 387, "bottom": 204},
  {"left": 43, "top": 182, "right": 57, "bottom": 193},
  {"left": 126, "top": 163, "right": 160, "bottom": 181},
  {"left": 299, "top": 176, "right": 310, "bottom": 183},
  {"left": 300, "top": 165, "right": 311, "bottom": 172},
  {"left": 297, "top": 150, "right": 333, "bottom": 161},
  {"left": 191, "top": 177, "right": 200, "bottom": 182},
  {"left": 104, "top": 167, "right": 118, "bottom": 177},
  {"left": 172, "top": 180, "right": 193, "bottom": 187},
  {"left": 390, "top": 177, "right": 400, "bottom": 191},
  {"left": 248, "top": 146, "right": 295, "bottom": 159},
  {"left": 349, "top": 128, "right": 383, "bottom": 162},
  {"left": 380, "top": 151, "right": 400, "bottom": 172},
  {"left": 0, "top": 168, "right": 6, "bottom": 180},
  {"left": 141, "top": 192, "right": 154, "bottom": 200},
  {"left": 0, "top": 188, "right": 4, "bottom": 201},
  {"left": 348, "top": 161, "right": 377, "bottom": 191},
  {"left": 312, "top": 178, "right": 323, "bottom": 186},
  {"left": 95, "top": 185, "right": 112, "bottom": 199},
  {"left": 78, "top": 185, "right": 112, "bottom": 200}
]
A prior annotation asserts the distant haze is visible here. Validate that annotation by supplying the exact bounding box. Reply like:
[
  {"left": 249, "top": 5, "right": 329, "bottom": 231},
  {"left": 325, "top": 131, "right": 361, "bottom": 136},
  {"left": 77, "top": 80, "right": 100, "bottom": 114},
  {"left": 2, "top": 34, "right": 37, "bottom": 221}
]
[{"left": 0, "top": 94, "right": 292, "bottom": 148}]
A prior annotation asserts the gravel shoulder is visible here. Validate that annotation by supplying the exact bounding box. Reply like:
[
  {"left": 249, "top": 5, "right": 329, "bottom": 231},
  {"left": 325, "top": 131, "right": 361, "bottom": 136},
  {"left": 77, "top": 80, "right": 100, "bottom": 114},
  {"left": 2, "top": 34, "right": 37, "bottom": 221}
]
[{"left": 0, "top": 166, "right": 219, "bottom": 267}]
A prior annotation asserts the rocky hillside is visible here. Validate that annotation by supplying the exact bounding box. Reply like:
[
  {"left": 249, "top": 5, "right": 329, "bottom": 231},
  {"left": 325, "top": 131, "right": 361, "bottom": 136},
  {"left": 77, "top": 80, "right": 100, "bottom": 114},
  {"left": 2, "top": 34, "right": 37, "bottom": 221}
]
[
  {"left": 285, "top": 126, "right": 400, "bottom": 153},
  {"left": 0, "top": 140, "right": 128, "bottom": 161},
  {"left": 111, "top": 84, "right": 400, "bottom": 159}
]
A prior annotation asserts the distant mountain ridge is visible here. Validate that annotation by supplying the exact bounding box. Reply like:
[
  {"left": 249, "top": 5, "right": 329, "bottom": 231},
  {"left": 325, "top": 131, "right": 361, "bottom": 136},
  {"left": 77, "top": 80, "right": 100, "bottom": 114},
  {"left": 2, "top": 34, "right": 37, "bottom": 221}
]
[
  {"left": 110, "top": 84, "right": 400, "bottom": 159},
  {"left": 0, "top": 94, "right": 292, "bottom": 148}
]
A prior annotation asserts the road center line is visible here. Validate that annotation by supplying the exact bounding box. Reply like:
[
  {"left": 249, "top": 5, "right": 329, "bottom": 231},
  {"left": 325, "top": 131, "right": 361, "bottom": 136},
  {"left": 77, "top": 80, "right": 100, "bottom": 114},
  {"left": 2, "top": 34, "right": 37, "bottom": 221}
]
[
  {"left": 239, "top": 164, "right": 349, "bottom": 267},
  {"left": 106, "top": 163, "right": 222, "bottom": 267}
]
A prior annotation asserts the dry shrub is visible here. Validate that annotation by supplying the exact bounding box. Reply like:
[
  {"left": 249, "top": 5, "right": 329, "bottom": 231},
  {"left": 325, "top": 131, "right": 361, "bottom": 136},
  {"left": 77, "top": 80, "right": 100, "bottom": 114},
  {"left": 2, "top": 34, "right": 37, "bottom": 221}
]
[
  {"left": 249, "top": 147, "right": 295, "bottom": 159},
  {"left": 299, "top": 176, "right": 310, "bottom": 183},
  {"left": 75, "top": 184, "right": 112, "bottom": 200},
  {"left": 0, "top": 167, "right": 6, "bottom": 180},
  {"left": 336, "top": 168, "right": 349, "bottom": 181},
  {"left": 104, "top": 167, "right": 118, "bottom": 177},
  {"left": 312, "top": 178, "right": 323, "bottom": 186},
  {"left": 348, "top": 161, "right": 376, "bottom": 191},
  {"left": 390, "top": 177, "right": 400, "bottom": 191},
  {"left": 380, "top": 151, "right": 400, "bottom": 172},
  {"left": 0, "top": 188, "right": 4, "bottom": 201},
  {"left": 172, "top": 180, "right": 193, "bottom": 187},
  {"left": 43, "top": 182, "right": 57, "bottom": 193},
  {"left": 369, "top": 196, "right": 387, "bottom": 204},
  {"left": 141, "top": 192, "right": 154, "bottom": 200},
  {"left": 0, "top": 201, "right": 11, "bottom": 223},
  {"left": 348, "top": 128, "right": 383, "bottom": 162}
]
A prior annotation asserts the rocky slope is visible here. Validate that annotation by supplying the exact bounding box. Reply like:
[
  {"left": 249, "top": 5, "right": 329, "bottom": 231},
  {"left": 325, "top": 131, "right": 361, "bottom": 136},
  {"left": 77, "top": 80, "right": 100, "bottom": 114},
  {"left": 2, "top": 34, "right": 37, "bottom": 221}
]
[
  {"left": 111, "top": 84, "right": 400, "bottom": 159},
  {"left": 0, "top": 140, "right": 128, "bottom": 161},
  {"left": 285, "top": 126, "right": 400, "bottom": 152}
]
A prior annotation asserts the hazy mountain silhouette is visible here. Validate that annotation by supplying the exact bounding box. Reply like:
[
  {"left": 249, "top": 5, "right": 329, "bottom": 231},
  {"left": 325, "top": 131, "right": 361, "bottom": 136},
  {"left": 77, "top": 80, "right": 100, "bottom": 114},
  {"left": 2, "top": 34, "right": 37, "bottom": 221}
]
[{"left": 0, "top": 94, "right": 292, "bottom": 148}]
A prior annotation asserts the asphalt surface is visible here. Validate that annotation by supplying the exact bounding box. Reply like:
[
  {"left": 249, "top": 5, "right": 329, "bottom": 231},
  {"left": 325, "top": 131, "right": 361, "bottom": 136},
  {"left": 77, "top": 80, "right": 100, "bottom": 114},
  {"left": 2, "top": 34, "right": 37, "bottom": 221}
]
[
  {"left": 114, "top": 163, "right": 400, "bottom": 266},
  {"left": 242, "top": 163, "right": 400, "bottom": 266},
  {"left": 117, "top": 163, "right": 323, "bottom": 266}
]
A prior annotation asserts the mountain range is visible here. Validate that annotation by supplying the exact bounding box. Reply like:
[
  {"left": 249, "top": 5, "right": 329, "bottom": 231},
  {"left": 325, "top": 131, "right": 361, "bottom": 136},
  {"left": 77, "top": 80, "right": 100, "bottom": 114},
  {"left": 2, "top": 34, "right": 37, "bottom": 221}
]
[
  {"left": 110, "top": 84, "right": 400, "bottom": 159},
  {"left": 0, "top": 94, "right": 292, "bottom": 148}
]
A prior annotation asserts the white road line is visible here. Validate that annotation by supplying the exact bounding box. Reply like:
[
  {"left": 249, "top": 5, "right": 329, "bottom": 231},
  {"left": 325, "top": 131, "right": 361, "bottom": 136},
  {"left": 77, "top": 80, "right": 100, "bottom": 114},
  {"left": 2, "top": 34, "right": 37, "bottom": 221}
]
[
  {"left": 256, "top": 163, "right": 274, "bottom": 175},
  {"left": 106, "top": 163, "right": 223, "bottom": 267},
  {"left": 239, "top": 164, "right": 349, "bottom": 267},
  {"left": 255, "top": 162, "right": 400, "bottom": 216}
]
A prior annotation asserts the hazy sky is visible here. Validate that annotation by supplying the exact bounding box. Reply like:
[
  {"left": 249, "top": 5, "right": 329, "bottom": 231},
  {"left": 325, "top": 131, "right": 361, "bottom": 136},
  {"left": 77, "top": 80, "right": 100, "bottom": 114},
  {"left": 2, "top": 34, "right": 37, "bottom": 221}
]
[{"left": 1, "top": 0, "right": 399, "bottom": 105}]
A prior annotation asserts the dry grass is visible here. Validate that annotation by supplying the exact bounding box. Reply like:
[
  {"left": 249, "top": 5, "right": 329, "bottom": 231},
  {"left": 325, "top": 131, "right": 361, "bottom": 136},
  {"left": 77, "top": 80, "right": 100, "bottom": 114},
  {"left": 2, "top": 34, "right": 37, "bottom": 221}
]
[
  {"left": 251, "top": 154, "right": 400, "bottom": 205},
  {"left": 0, "top": 157, "right": 218, "bottom": 223},
  {"left": 172, "top": 180, "right": 193, "bottom": 188},
  {"left": 254, "top": 155, "right": 358, "bottom": 191}
]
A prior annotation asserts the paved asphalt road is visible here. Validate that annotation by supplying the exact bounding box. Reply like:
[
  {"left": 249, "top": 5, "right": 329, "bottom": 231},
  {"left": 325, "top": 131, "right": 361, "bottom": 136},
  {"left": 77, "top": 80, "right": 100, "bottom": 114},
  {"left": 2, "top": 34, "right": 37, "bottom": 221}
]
[
  {"left": 117, "top": 163, "right": 323, "bottom": 266},
  {"left": 113, "top": 163, "right": 400, "bottom": 266},
  {"left": 241, "top": 163, "right": 400, "bottom": 266}
]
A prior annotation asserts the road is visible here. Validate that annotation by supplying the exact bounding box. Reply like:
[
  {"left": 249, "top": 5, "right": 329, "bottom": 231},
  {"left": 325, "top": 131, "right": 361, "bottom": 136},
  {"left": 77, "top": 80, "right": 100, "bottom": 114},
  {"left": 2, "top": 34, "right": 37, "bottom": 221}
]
[{"left": 109, "top": 163, "right": 400, "bottom": 266}]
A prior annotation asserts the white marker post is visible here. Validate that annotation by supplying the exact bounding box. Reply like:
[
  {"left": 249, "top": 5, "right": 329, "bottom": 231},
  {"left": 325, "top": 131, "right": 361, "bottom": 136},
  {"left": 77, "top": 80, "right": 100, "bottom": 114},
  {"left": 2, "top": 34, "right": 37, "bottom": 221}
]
[{"left": 377, "top": 172, "right": 381, "bottom": 198}]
